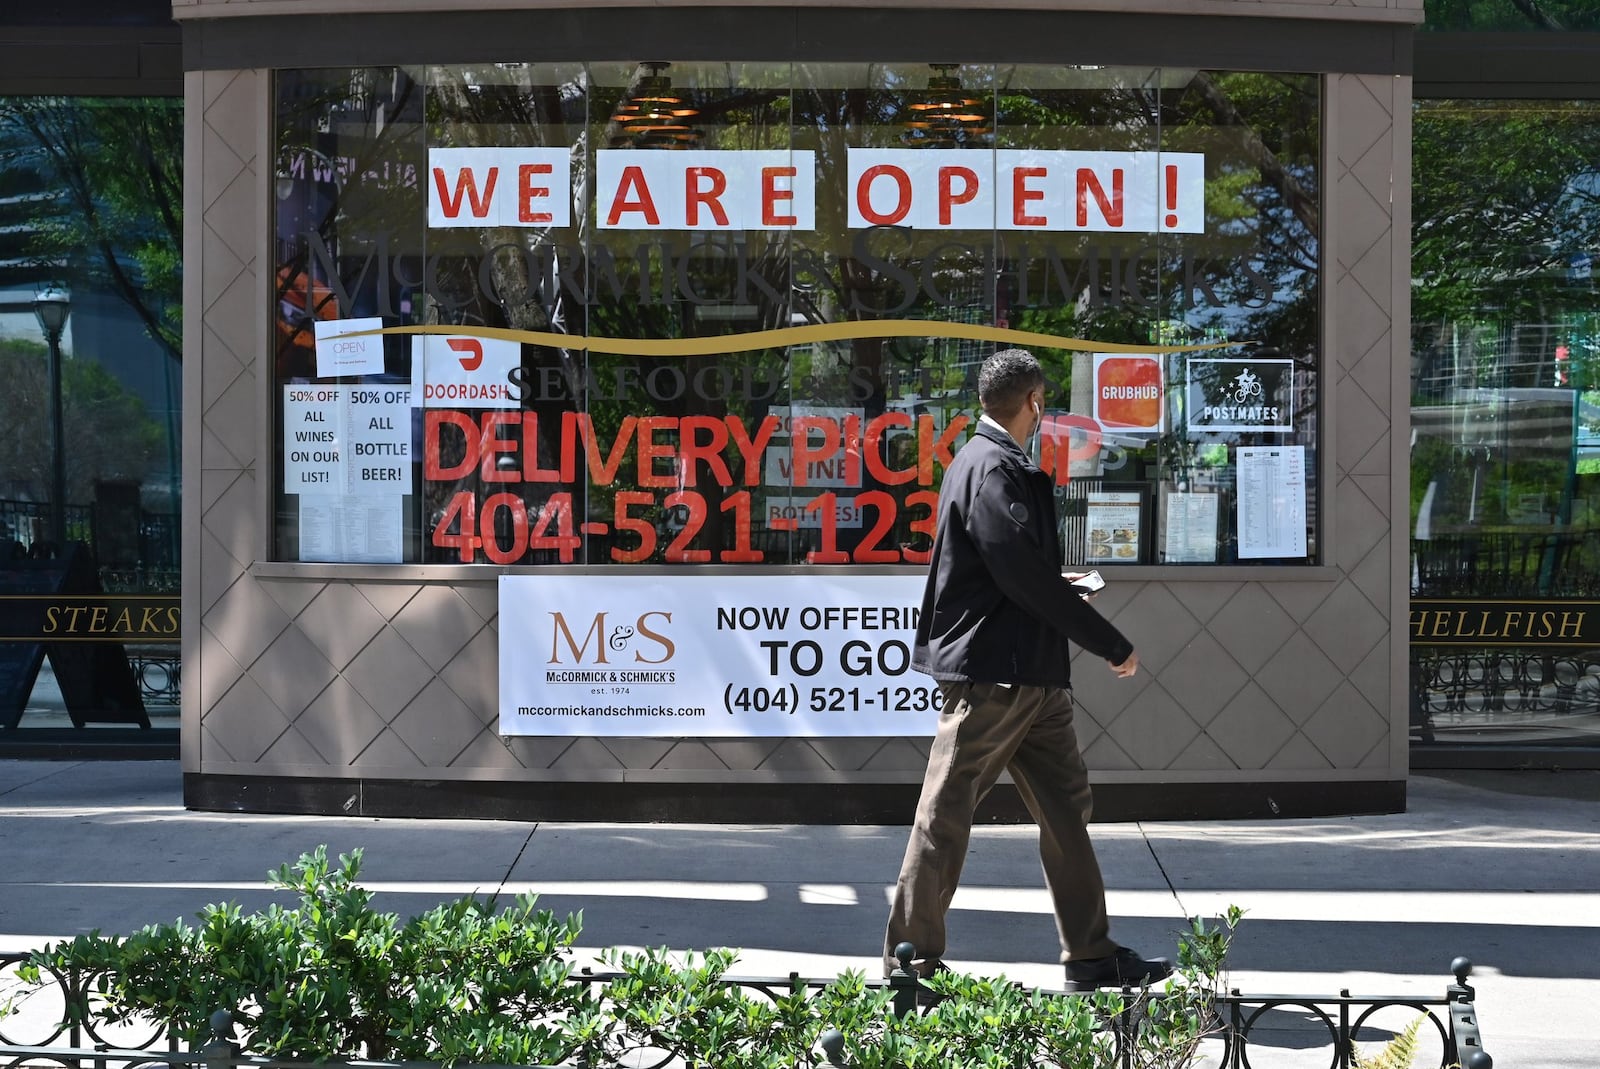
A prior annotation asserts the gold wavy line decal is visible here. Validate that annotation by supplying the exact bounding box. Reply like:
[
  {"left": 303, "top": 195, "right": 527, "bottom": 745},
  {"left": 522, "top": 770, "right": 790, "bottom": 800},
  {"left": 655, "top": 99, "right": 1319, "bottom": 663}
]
[{"left": 337, "top": 320, "right": 1243, "bottom": 357}]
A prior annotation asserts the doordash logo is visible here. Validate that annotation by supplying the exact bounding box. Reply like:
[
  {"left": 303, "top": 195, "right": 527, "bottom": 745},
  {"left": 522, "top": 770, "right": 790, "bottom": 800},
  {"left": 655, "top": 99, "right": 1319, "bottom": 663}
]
[
  {"left": 447, "top": 338, "right": 483, "bottom": 371},
  {"left": 417, "top": 334, "right": 520, "bottom": 408}
]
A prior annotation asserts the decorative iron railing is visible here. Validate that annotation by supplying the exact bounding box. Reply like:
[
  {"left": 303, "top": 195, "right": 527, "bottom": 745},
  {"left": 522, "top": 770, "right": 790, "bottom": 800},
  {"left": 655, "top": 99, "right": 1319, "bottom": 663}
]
[
  {"left": 126, "top": 647, "right": 181, "bottom": 706},
  {"left": 0, "top": 500, "right": 93, "bottom": 552},
  {"left": 0, "top": 949, "right": 1492, "bottom": 1069},
  {"left": 0, "top": 499, "right": 177, "bottom": 573},
  {"left": 1411, "top": 645, "right": 1600, "bottom": 744},
  {"left": 1412, "top": 532, "right": 1600, "bottom": 599}
]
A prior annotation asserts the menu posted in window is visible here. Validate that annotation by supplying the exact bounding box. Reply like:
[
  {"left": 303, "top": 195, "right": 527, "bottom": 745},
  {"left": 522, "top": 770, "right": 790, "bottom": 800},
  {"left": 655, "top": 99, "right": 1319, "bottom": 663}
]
[
  {"left": 1237, "top": 446, "right": 1307, "bottom": 559},
  {"left": 1085, "top": 491, "right": 1143, "bottom": 563}
]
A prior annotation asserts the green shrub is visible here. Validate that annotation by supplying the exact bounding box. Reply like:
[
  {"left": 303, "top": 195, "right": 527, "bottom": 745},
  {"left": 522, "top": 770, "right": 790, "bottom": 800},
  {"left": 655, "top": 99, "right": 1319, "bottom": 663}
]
[
  {"left": 19, "top": 846, "right": 592, "bottom": 1064},
  {"left": 11, "top": 846, "right": 1241, "bottom": 1069}
]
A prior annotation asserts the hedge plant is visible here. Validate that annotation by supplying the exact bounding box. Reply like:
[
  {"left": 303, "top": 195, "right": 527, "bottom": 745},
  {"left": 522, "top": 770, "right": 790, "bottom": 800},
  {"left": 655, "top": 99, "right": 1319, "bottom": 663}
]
[{"left": 8, "top": 846, "right": 1242, "bottom": 1069}]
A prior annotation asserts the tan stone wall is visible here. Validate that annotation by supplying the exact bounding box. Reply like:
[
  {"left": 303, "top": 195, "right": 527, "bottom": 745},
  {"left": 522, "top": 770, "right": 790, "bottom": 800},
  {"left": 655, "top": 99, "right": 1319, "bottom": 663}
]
[{"left": 183, "top": 62, "right": 1410, "bottom": 789}]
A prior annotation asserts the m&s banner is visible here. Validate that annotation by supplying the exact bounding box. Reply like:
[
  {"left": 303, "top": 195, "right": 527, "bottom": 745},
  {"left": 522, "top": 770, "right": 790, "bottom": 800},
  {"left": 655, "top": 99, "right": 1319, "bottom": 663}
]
[{"left": 498, "top": 574, "right": 939, "bottom": 737}]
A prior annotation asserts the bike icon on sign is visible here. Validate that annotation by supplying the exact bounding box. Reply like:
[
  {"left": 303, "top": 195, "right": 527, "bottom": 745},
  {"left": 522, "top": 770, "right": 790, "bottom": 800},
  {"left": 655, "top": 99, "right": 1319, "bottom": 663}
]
[{"left": 1230, "top": 368, "right": 1263, "bottom": 404}]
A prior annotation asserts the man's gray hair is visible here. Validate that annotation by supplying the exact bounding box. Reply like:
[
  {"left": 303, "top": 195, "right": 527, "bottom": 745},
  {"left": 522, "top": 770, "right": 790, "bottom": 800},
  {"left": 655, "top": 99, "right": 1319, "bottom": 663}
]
[{"left": 978, "top": 348, "right": 1044, "bottom": 419}]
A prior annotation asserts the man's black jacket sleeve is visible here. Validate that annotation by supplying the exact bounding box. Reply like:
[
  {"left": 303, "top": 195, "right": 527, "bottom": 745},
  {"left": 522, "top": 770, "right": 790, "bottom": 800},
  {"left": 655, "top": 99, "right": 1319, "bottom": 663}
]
[{"left": 963, "top": 465, "right": 1134, "bottom": 666}]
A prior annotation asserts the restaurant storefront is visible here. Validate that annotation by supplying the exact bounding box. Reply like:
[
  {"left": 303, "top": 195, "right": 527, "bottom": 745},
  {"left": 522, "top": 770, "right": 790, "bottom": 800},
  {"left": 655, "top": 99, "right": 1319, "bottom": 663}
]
[
  {"left": 0, "top": 1, "right": 182, "bottom": 758},
  {"left": 1410, "top": 10, "right": 1600, "bottom": 767},
  {"left": 175, "top": 0, "right": 1415, "bottom": 820}
]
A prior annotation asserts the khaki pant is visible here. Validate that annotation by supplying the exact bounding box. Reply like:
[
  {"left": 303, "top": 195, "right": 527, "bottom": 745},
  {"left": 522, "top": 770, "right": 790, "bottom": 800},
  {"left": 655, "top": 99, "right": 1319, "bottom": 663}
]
[{"left": 884, "top": 681, "right": 1118, "bottom": 976}]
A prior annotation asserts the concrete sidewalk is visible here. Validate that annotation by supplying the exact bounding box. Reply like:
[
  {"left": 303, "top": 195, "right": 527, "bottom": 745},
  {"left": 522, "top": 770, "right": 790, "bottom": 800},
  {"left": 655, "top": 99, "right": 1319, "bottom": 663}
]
[{"left": 1, "top": 762, "right": 1596, "bottom": 1067}]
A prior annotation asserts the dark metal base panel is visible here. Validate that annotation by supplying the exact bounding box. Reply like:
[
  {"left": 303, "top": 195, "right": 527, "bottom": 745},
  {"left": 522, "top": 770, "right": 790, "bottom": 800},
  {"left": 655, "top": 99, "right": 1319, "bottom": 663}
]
[
  {"left": 0, "top": 728, "right": 179, "bottom": 760},
  {"left": 184, "top": 773, "right": 1406, "bottom": 824}
]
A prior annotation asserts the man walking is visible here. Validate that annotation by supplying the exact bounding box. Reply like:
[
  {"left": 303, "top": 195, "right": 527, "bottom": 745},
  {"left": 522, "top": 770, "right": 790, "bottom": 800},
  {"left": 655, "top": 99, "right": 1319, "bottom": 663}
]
[{"left": 884, "top": 348, "right": 1171, "bottom": 992}]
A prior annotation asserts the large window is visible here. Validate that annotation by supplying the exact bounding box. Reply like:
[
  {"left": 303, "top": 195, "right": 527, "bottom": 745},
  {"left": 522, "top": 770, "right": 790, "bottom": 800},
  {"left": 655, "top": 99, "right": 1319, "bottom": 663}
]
[
  {"left": 0, "top": 95, "right": 182, "bottom": 731},
  {"left": 272, "top": 63, "right": 1320, "bottom": 568},
  {"left": 1411, "top": 98, "right": 1600, "bottom": 748}
]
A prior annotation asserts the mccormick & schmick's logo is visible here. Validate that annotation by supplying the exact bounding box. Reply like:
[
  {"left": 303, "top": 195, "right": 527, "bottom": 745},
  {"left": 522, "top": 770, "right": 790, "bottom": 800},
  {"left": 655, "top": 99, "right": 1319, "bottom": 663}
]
[{"left": 545, "top": 609, "right": 677, "bottom": 684}]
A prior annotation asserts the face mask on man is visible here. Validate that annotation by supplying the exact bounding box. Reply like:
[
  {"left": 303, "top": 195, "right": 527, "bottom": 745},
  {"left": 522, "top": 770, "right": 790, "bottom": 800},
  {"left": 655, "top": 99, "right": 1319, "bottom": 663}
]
[{"left": 1028, "top": 394, "right": 1043, "bottom": 464}]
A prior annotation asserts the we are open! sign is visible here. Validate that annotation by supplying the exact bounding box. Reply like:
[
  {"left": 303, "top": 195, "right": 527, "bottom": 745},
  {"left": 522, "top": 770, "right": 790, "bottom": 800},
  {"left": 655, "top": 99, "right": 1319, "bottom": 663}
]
[{"left": 426, "top": 147, "right": 1204, "bottom": 234}]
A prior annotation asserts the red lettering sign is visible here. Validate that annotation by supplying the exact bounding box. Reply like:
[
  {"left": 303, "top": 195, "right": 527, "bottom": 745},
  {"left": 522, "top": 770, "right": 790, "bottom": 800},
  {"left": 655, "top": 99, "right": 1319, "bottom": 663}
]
[
  {"left": 518, "top": 162, "right": 554, "bottom": 224},
  {"left": 762, "top": 166, "right": 797, "bottom": 226},
  {"left": 1076, "top": 167, "right": 1124, "bottom": 229},
  {"left": 938, "top": 166, "right": 979, "bottom": 226},
  {"left": 1013, "top": 167, "right": 1047, "bottom": 228},
  {"left": 685, "top": 167, "right": 729, "bottom": 227},
  {"left": 432, "top": 166, "right": 497, "bottom": 220},
  {"left": 607, "top": 166, "right": 661, "bottom": 226},
  {"left": 857, "top": 165, "right": 912, "bottom": 226}
]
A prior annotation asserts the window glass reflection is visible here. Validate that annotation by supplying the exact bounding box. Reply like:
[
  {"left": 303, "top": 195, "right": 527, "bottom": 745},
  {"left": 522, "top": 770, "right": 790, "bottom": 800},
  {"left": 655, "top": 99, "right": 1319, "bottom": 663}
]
[
  {"left": 1411, "top": 98, "right": 1600, "bottom": 748},
  {"left": 0, "top": 96, "right": 183, "bottom": 729},
  {"left": 270, "top": 64, "right": 1321, "bottom": 569},
  {"left": 1423, "top": 0, "right": 1600, "bottom": 31}
]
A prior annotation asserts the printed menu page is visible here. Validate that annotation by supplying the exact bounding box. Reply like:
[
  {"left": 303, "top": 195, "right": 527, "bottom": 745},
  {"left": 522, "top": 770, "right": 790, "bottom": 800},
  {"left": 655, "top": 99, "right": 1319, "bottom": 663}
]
[
  {"left": 1237, "top": 446, "right": 1307, "bottom": 559},
  {"left": 299, "top": 494, "right": 403, "bottom": 563},
  {"left": 1164, "top": 491, "right": 1219, "bottom": 563}
]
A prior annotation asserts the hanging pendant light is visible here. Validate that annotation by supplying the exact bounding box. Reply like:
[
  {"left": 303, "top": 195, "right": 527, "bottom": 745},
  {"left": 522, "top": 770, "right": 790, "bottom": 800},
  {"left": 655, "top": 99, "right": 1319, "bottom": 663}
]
[
  {"left": 610, "top": 61, "right": 703, "bottom": 149},
  {"left": 903, "top": 63, "right": 990, "bottom": 148}
]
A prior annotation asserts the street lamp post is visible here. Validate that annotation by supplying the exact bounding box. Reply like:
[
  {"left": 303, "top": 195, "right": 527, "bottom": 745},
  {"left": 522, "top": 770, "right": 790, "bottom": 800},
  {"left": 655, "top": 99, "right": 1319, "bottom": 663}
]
[{"left": 33, "top": 287, "right": 70, "bottom": 551}]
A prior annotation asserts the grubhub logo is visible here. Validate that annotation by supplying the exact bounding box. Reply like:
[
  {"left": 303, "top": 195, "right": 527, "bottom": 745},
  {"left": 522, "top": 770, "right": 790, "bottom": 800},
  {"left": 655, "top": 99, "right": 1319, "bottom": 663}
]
[{"left": 545, "top": 610, "right": 678, "bottom": 684}]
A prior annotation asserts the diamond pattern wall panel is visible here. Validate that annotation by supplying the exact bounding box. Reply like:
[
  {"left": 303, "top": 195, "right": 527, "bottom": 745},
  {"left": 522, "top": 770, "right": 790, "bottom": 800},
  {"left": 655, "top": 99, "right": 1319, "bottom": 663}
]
[
  {"left": 193, "top": 68, "right": 257, "bottom": 768},
  {"left": 454, "top": 731, "right": 528, "bottom": 770},
  {"left": 194, "top": 68, "right": 1407, "bottom": 785},
  {"left": 1103, "top": 684, "right": 1203, "bottom": 767},
  {"left": 295, "top": 678, "right": 389, "bottom": 765}
]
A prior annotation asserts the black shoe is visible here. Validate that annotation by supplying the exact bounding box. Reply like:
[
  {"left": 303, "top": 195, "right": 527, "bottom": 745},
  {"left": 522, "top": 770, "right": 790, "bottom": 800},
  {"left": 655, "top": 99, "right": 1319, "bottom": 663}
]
[{"left": 1062, "top": 947, "right": 1173, "bottom": 991}]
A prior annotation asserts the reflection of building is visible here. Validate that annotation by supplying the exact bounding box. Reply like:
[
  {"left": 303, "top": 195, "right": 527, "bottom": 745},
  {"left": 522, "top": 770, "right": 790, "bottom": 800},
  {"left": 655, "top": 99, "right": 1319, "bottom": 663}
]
[
  {"left": 0, "top": 0, "right": 183, "bottom": 753},
  {"left": 0, "top": 86, "right": 182, "bottom": 514},
  {"left": 1409, "top": 34, "right": 1600, "bottom": 763},
  {"left": 0, "top": 127, "right": 66, "bottom": 296}
]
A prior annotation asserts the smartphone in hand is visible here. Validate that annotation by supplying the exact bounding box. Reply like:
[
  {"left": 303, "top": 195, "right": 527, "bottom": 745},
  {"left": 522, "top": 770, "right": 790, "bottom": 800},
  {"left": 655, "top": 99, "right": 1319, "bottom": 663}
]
[{"left": 1069, "top": 569, "right": 1105, "bottom": 596}]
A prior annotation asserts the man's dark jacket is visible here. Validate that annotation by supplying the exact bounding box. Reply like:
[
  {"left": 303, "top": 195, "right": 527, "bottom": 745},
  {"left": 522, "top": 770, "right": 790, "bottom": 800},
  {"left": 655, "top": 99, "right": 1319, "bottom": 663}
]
[{"left": 912, "top": 419, "right": 1134, "bottom": 687}]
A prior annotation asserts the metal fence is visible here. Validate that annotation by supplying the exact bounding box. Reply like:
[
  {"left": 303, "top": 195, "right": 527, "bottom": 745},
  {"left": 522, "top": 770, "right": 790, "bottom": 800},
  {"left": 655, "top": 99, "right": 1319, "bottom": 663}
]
[
  {"left": 0, "top": 950, "right": 1492, "bottom": 1069},
  {"left": 0, "top": 499, "right": 178, "bottom": 574},
  {"left": 1411, "top": 645, "right": 1600, "bottom": 745},
  {"left": 0, "top": 499, "right": 93, "bottom": 551}
]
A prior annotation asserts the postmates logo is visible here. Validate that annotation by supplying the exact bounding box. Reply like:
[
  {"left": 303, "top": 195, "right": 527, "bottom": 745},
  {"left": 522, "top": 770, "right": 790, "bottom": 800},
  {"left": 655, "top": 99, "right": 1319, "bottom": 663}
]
[{"left": 1093, "top": 354, "right": 1164, "bottom": 432}]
